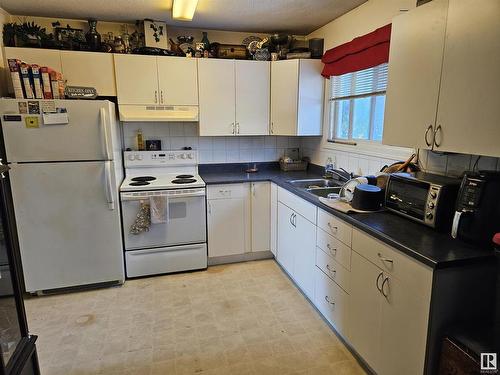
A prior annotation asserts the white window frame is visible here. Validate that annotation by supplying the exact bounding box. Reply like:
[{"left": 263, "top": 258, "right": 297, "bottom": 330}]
[{"left": 328, "top": 64, "right": 388, "bottom": 144}]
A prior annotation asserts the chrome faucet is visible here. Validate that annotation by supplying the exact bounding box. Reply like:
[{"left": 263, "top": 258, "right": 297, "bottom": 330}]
[{"left": 324, "top": 157, "right": 352, "bottom": 182}]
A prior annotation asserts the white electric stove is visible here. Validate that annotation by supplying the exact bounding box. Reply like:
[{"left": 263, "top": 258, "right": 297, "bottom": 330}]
[
  {"left": 120, "top": 151, "right": 207, "bottom": 278},
  {"left": 121, "top": 150, "right": 205, "bottom": 191}
]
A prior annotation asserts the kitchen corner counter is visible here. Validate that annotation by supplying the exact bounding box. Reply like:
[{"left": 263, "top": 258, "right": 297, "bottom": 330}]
[{"left": 199, "top": 163, "right": 494, "bottom": 269}]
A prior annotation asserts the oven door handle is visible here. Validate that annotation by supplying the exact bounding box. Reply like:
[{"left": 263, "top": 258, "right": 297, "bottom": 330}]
[
  {"left": 121, "top": 190, "right": 206, "bottom": 201},
  {"left": 127, "top": 244, "right": 205, "bottom": 255}
]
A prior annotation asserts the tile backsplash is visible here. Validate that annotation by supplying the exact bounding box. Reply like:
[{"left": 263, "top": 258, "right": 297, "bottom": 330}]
[
  {"left": 419, "top": 150, "right": 500, "bottom": 177},
  {"left": 121, "top": 122, "right": 301, "bottom": 164}
]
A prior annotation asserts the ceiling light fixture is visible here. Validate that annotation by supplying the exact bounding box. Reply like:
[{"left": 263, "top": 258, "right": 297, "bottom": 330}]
[{"left": 172, "top": 0, "right": 199, "bottom": 21}]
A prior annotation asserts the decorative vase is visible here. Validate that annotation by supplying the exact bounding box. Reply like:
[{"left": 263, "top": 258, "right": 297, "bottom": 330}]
[
  {"left": 201, "top": 32, "right": 210, "bottom": 51},
  {"left": 85, "top": 19, "right": 101, "bottom": 51}
]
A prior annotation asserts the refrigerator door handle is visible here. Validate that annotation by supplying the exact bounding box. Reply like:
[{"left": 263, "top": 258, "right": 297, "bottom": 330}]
[
  {"left": 100, "top": 108, "right": 112, "bottom": 161},
  {"left": 104, "top": 161, "right": 115, "bottom": 210}
]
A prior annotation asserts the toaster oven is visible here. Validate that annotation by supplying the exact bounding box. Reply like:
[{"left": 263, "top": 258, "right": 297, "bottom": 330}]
[{"left": 385, "top": 172, "right": 460, "bottom": 230}]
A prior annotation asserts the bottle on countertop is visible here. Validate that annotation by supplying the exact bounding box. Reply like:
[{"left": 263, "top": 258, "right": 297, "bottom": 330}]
[{"left": 136, "top": 129, "right": 145, "bottom": 151}]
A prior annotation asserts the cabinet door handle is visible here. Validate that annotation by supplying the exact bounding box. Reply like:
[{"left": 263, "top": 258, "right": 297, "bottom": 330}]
[
  {"left": 290, "top": 212, "right": 294, "bottom": 227},
  {"left": 381, "top": 276, "right": 390, "bottom": 298},
  {"left": 327, "top": 222, "right": 338, "bottom": 233},
  {"left": 324, "top": 295, "right": 335, "bottom": 306},
  {"left": 235, "top": 122, "right": 240, "bottom": 134},
  {"left": 231, "top": 123, "right": 235, "bottom": 135},
  {"left": 326, "top": 264, "right": 336, "bottom": 277},
  {"left": 160, "top": 90, "right": 164, "bottom": 104},
  {"left": 376, "top": 272, "right": 383, "bottom": 292},
  {"left": 252, "top": 183, "right": 255, "bottom": 197},
  {"left": 377, "top": 252, "right": 394, "bottom": 265},
  {"left": 434, "top": 125, "right": 442, "bottom": 148},
  {"left": 208, "top": 202, "right": 212, "bottom": 215},
  {"left": 270, "top": 122, "right": 274, "bottom": 134},
  {"left": 424, "top": 125, "right": 433, "bottom": 147},
  {"left": 154, "top": 90, "right": 158, "bottom": 103},
  {"left": 326, "top": 243, "right": 337, "bottom": 256},
  {"left": 293, "top": 213, "right": 297, "bottom": 227}
]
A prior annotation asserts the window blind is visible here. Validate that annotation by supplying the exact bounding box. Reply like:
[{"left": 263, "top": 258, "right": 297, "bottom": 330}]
[{"left": 330, "top": 63, "right": 388, "bottom": 100}]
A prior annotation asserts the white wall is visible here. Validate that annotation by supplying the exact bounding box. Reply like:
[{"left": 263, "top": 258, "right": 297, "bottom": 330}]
[
  {"left": 301, "top": 0, "right": 416, "bottom": 175},
  {"left": 122, "top": 122, "right": 300, "bottom": 164}
]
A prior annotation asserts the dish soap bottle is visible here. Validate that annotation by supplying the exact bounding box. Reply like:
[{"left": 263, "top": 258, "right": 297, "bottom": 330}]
[{"left": 136, "top": 129, "right": 145, "bottom": 151}]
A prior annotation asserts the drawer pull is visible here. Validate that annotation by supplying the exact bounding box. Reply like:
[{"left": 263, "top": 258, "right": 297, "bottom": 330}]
[
  {"left": 326, "top": 264, "right": 336, "bottom": 277},
  {"left": 326, "top": 243, "right": 337, "bottom": 255},
  {"left": 376, "top": 272, "right": 383, "bottom": 292},
  {"left": 378, "top": 253, "right": 394, "bottom": 264},
  {"left": 327, "top": 222, "right": 338, "bottom": 232},
  {"left": 324, "top": 295, "right": 335, "bottom": 306},
  {"left": 381, "top": 276, "right": 390, "bottom": 298}
]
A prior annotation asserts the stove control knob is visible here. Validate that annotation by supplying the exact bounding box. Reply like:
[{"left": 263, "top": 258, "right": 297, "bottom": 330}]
[
  {"left": 426, "top": 212, "right": 434, "bottom": 220},
  {"left": 137, "top": 154, "right": 143, "bottom": 161},
  {"left": 180, "top": 154, "right": 187, "bottom": 159},
  {"left": 187, "top": 153, "right": 193, "bottom": 159},
  {"left": 428, "top": 202, "right": 435, "bottom": 209},
  {"left": 128, "top": 154, "right": 135, "bottom": 161},
  {"left": 430, "top": 191, "right": 437, "bottom": 199}
]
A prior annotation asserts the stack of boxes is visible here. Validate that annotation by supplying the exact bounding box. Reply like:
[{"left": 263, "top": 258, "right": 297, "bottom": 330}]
[{"left": 8, "top": 59, "right": 65, "bottom": 99}]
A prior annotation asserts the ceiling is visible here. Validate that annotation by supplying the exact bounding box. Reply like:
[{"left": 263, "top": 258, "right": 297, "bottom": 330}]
[{"left": 1, "top": 0, "right": 367, "bottom": 34}]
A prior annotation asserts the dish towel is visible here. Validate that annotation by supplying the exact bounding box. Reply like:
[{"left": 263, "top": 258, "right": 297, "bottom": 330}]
[
  {"left": 150, "top": 195, "right": 168, "bottom": 224},
  {"left": 319, "top": 197, "right": 383, "bottom": 214},
  {"left": 130, "top": 201, "right": 151, "bottom": 235}
]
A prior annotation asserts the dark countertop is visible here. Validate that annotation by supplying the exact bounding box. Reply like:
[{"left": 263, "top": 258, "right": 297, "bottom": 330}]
[{"left": 199, "top": 163, "right": 494, "bottom": 269}]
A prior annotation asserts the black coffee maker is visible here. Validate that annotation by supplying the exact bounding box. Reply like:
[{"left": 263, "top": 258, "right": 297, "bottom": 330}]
[{"left": 452, "top": 170, "right": 500, "bottom": 247}]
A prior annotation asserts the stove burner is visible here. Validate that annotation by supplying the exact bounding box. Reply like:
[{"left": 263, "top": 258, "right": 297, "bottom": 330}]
[
  {"left": 171, "top": 178, "right": 197, "bottom": 184},
  {"left": 176, "top": 174, "right": 194, "bottom": 179},
  {"left": 131, "top": 176, "right": 156, "bottom": 182},
  {"left": 129, "top": 181, "right": 150, "bottom": 186}
]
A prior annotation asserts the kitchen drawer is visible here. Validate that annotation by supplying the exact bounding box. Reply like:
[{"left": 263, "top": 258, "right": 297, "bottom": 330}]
[
  {"left": 313, "top": 266, "right": 349, "bottom": 337},
  {"left": 317, "top": 209, "right": 352, "bottom": 246},
  {"left": 316, "top": 247, "right": 350, "bottom": 293},
  {"left": 351, "top": 228, "right": 433, "bottom": 295},
  {"left": 316, "top": 227, "right": 351, "bottom": 270},
  {"left": 278, "top": 187, "right": 317, "bottom": 224},
  {"left": 207, "top": 183, "right": 248, "bottom": 199}
]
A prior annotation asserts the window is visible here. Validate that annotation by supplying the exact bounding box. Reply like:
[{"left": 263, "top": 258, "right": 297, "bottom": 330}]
[{"left": 328, "top": 63, "right": 388, "bottom": 143}]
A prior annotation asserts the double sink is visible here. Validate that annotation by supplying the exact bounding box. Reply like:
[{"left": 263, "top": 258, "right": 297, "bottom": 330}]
[{"left": 288, "top": 178, "right": 343, "bottom": 198}]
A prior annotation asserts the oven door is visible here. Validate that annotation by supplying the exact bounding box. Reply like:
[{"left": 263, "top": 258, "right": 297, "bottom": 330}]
[
  {"left": 386, "top": 177, "right": 430, "bottom": 222},
  {"left": 121, "top": 188, "right": 206, "bottom": 250}
]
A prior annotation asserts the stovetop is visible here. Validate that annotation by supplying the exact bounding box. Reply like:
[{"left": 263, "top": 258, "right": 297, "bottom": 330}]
[
  {"left": 120, "top": 150, "right": 205, "bottom": 192},
  {"left": 121, "top": 173, "right": 205, "bottom": 191}
]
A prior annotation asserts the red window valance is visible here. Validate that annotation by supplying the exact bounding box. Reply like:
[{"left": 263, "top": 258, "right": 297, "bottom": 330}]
[{"left": 321, "top": 24, "right": 392, "bottom": 78}]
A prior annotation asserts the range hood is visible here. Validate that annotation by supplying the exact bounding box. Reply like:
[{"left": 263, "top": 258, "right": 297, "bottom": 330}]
[{"left": 118, "top": 105, "right": 199, "bottom": 122}]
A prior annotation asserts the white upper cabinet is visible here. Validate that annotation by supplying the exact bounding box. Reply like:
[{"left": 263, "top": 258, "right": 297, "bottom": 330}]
[
  {"left": 433, "top": 0, "right": 500, "bottom": 156},
  {"left": 114, "top": 54, "right": 158, "bottom": 105},
  {"left": 5, "top": 47, "right": 62, "bottom": 72},
  {"left": 5, "top": 48, "right": 117, "bottom": 96},
  {"left": 383, "top": 0, "right": 500, "bottom": 157},
  {"left": 198, "top": 59, "right": 236, "bottom": 136},
  {"left": 235, "top": 61, "right": 270, "bottom": 135},
  {"left": 157, "top": 57, "right": 198, "bottom": 105},
  {"left": 198, "top": 59, "right": 270, "bottom": 136},
  {"left": 60, "top": 51, "right": 116, "bottom": 96},
  {"left": 270, "top": 59, "right": 324, "bottom": 136},
  {"left": 114, "top": 55, "right": 198, "bottom": 106},
  {"left": 382, "top": 0, "right": 448, "bottom": 149}
]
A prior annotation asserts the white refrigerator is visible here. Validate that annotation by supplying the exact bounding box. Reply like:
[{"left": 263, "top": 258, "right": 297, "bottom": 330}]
[{"left": 0, "top": 99, "right": 125, "bottom": 293}]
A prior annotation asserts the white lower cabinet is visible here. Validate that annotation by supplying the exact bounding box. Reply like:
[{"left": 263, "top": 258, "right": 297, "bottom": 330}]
[
  {"left": 313, "top": 266, "right": 349, "bottom": 337},
  {"left": 277, "top": 200, "right": 316, "bottom": 300},
  {"left": 349, "top": 251, "right": 383, "bottom": 372},
  {"left": 349, "top": 239, "right": 432, "bottom": 375},
  {"left": 207, "top": 182, "right": 272, "bottom": 259},
  {"left": 250, "top": 182, "right": 270, "bottom": 253},
  {"left": 273, "top": 189, "right": 433, "bottom": 375},
  {"left": 270, "top": 182, "right": 278, "bottom": 256},
  {"left": 207, "top": 184, "right": 250, "bottom": 257}
]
